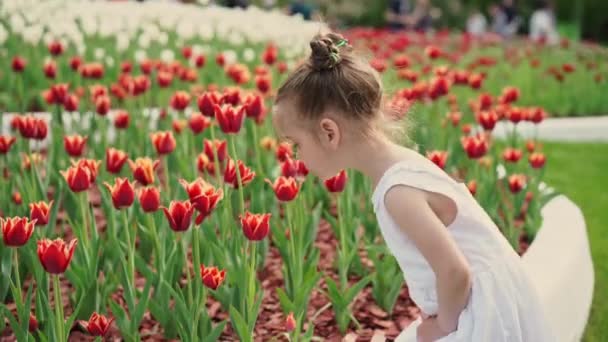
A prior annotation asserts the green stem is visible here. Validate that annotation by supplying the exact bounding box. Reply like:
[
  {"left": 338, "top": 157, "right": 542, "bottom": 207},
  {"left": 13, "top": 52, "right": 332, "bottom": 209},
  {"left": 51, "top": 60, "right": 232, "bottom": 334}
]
[
  {"left": 336, "top": 195, "right": 348, "bottom": 287},
  {"left": 53, "top": 275, "right": 65, "bottom": 341},
  {"left": 229, "top": 135, "right": 245, "bottom": 214},
  {"left": 181, "top": 235, "right": 194, "bottom": 306},
  {"left": 208, "top": 125, "right": 222, "bottom": 187},
  {"left": 285, "top": 202, "right": 298, "bottom": 299},
  {"left": 248, "top": 241, "right": 256, "bottom": 321},
  {"left": 80, "top": 192, "right": 90, "bottom": 252},
  {"left": 123, "top": 209, "right": 135, "bottom": 290},
  {"left": 13, "top": 250, "right": 22, "bottom": 307},
  {"left": 148, "top": 213, "right": 163, "bottom": 276},
  {"left": 193, "top": 226, "right": 202, "bottom": 299},
  {"left": 162, "top": 157, "right": 171, "bottom": 199}
]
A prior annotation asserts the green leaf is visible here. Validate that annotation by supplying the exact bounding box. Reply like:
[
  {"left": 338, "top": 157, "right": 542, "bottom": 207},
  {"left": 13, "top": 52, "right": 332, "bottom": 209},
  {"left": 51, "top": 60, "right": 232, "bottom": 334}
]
[
  {"left": 324, "top": 277, "right": 345, "bottom": 309},
  {"left": 276, "top": 288, "right": 295, "bottom": 314},
  {"left": 204, "top": 320, "right": 227, "bottom": 342},
  {"left": 345, "top": 275, "right": 371, "bottom": 303},
  {"left": 2, "top": 304, "right": 26, "bottom": 342},
  {"left": 229, "top": 305, "right": 251, "bottom": 342}
]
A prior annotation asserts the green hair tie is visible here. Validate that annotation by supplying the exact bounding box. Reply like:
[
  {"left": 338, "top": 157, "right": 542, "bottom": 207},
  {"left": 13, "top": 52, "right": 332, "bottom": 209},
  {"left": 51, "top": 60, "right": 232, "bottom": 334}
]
[{"left": 335, "top": 39, "right": 349, "bottom": 48}]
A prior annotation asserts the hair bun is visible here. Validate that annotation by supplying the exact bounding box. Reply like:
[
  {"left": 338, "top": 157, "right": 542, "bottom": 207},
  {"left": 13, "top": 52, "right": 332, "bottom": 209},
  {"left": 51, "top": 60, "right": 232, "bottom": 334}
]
[{"left": 309, "top": 33, "right": 349, "bottom": 71}]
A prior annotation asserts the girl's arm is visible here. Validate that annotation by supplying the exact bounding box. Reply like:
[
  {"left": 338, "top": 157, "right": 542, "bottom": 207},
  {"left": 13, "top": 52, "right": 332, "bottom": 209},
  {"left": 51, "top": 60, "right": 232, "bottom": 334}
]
[{"left": 384, "top": 185, "right": 472, "bottom": 333}]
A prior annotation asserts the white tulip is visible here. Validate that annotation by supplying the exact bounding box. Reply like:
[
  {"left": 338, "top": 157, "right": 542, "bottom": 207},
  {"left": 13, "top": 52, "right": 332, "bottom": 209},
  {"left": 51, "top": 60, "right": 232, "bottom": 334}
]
[{"left": 160, "top": 49, "right": 175, "bottom": 63}]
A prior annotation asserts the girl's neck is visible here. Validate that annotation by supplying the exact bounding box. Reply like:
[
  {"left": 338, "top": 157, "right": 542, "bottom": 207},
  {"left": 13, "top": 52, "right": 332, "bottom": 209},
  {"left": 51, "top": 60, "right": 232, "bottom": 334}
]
[{"left": 345, "top": 133, "right": 419, "bottom": 188}]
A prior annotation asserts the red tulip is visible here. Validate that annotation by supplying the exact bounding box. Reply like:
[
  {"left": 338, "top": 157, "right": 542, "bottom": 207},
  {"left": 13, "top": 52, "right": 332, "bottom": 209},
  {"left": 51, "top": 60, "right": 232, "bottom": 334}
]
[
  {"left": 28, "top": 313, "right": 38, "bottom": 332},
  {"left": 49, "top": 83, "right": 69, "bottom": 103},
  {"left": 240, "top": 211, "right": 272, "bottom": 241},
  {"left": 90, "top": 84, "right": 108, "bottom": 101},
  {"left": 103, "top": 178, "right": 135, "bottom": 209},
  {"left": 150, "top": 131, "right": 176, "bottom": 155},
  {"left": 508, "top": 174, "right": 526, "bottom": 193},
  {"left": 280, "top": 158, "right": 308, "bottom": 180},
  {"left": 468, "top": 73, "right": 483, "bottom": 89},
  {"left": 502, "top": 148, "right": 522, "bottom": 163},
  {"left": 370, "top": 58, "right": 387, "bottom": 73},
  {"left": 18, "top": 115, "right": 48, "bottom": 140},
  {"left": 529, "top": 153, "right": 546, "bottom": 169},
  {"left": 324, "top": 170, "right": 348, "bottom": 193},
  {"left": 81, "top": 312, "right": 114, "bottom": 336},
  {"left": 156, "top": 70, "right": 173, "bottom": 88},
  {"left": 506, "top": 107, "right": 524, "bottom": 124},
  {"left": 200, "top": 264, "right": 226, "bottom": 290},
  {"left": 428, "top": 77, "right": 450, "bottom": 100},
  {"left": 255, "top": 75, "right": 271, "bottom": 94},
  {"left": 73, "top": 159, "right": 101, "bottom": 183},
  {"left": 140, "top": 59, "right": 153, "bottom": 74},
  {"left": 476, "top": 110, "right": 498, "bottom": 131},
  {"left": 12, "top": 191, "right": 22, "bottom": 205},
  {"left": 194, "top": 54, "right": 206, "bottom": 68},
  {"left": 114, "top": 111, "right": 130, "bottom": 129},
  {"left": 197, "top": 92, "right": 221, "bottom": 117},
  {"left": 180, "top": 179, "right": 223, "bottom": 224},
  {"left": 63, "top": 135, "right": 87, "bottom": 157},
  {"left": 425, "top": 45, "right": 442, "bottom": 59},
  {"left": 12, "top": 56, "right": 26, "bottom": 72},
  {"left": 1, "top": 217, "right": 36, "bottom": 247},
  {"left": 224, "top": 159, "right": 256, "bottom": 188},
  {"left": 266, "top": 176, "right": 299, "bottom": 201},
  {"left": 120, "top": 61, "right": 132, "bottom": 73},
  {"left": 263, "top": 44, "right": 278, "bottom": 65},
  {"left": 37, "top": 238, "right": 77, "bottom": 274},
  {"left": 426, "top": 151, "right": 448, "bottom": 169},
  {"left": 95, "top": 95, "right": 111, "bottom": 116},
  {"left": 461, "top": 134, "right": 489, "bottom": 159},
  {"left": 562, "top": 63, "right": 575, "bottom": 73},
  {"left": 277, "top": 61, "right": 288, "bottom": 74},
  {"left": 133, "top": 75, "right": 151, "bottom": 95},
  {"left": 188, "top": 112, "right": 211, "bottom": 135},
  {"left": 285, "top": 312, "right": 296, "bottom": 332},
  {"left": 525, "top": 140, "right": 536, "bottom": 153},
  {"left": 61, "top": 164, "right": 92, "bottom": 192},
  {"left": 48, "top": 41, "right": 64, "bottom": 56},
  {"left": 69, "top": 56, "right": 82, "bottom": 71},
  {"left": 170, "top": 91, "right": 191, "bottom": 111},
  {"left": 63, "top": 94, "right": 79, "bottom": 112},
  {"left": 162, "top": 200, "right": 194, "bottom": 232},
  {"left": 204, "top": 139, "right": 227, "bottom": 162},
  {"left": 172, "top": 120, "right": 187, "bottom": 134},
  {"left": 527, "top": 107, "right": 546, "bottom": 124},
  {"left": 221, "top": 87, "right": 242, "bottom": 106},
  {"left": 0, "top": 135, "right": 16, "bottom": 154},
  {"left": 446, "top": 111, "right": 461, "bottom": 127},
  {"left": 43, "top": 60, "right": 57, "bottom": 79},
  {"left": 29, "top": 201, "right": 53, "bottom": 226},
  {"left": 139, "top": 187, "right": 161, "bottom": 213},
  {"left": 244, "top": 94, "right": 267, "bottom": 124},
  {"left": 499, "top": 86, "right": 520, "bottom": 104},
  {"left": 128, "top": 158, "right": 160, "bottom": 186},
  {"left": 214, "top": 104, "right": 245, "bottom": 134},
  {"left": 467, "top": 180, "right": 477, "bottom": 196},
  {"left": 105, "top": 148, "right": 128, "bottom": 174},
  {"left": 196, "top": 153, "right": 216, "bottom": 175},
  {"left": 275, "top": 142, "right": 293, "bottom": 162}
]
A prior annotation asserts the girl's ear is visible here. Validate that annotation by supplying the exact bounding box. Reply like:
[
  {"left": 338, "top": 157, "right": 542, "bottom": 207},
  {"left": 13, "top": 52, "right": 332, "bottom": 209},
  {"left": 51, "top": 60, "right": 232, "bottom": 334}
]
[{"left": 319, "top": 118, "right": 340, "bottom": 150}]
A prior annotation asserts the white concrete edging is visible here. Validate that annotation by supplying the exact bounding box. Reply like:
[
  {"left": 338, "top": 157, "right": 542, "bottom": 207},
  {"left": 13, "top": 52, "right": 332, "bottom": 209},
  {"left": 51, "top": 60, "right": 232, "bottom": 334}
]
[{"left": 522, "top": 195, "right": 594, "bottom": 342}]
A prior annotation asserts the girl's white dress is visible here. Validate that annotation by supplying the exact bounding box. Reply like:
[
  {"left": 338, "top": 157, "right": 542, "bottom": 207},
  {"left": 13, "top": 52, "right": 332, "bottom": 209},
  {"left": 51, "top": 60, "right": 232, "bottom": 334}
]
[{"left": 371, "top": 158, "right": 554, "bottom": 341}]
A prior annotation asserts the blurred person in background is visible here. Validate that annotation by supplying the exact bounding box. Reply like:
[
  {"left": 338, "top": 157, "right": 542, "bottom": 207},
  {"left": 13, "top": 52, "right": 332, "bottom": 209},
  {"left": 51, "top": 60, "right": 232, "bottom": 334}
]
[
  {"left": 490, "top": 0, "right": 519, "bottom": 38},
  {"left": 406, "top": 0, "right": 433, "bottom": 32},
  {"left": 224, "top": 0, "right": 249, "bottom": 9},
  {"left": 529, "top": 0, "right": 558, "bottom": 44},
  {"left": 287, "top": 0, "right": 315, "bottom": 21},
  {"left": 467, "top": 9, "right": 487, "bottom": 36},
  {"left": 385, "top": 0, "right": 411, "bottom": 30}
]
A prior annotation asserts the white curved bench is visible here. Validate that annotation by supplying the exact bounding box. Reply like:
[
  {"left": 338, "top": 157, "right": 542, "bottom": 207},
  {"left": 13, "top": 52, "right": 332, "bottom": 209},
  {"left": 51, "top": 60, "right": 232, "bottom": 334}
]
[{"left": 522, "top": 195, "right": 594, "bottom": 342}]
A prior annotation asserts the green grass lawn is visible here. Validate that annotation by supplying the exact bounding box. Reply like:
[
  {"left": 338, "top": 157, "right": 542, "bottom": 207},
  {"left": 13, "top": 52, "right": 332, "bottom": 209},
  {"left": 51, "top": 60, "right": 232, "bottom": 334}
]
[{"left": 540, "top": 141, "right": 608, "bottom": 341}]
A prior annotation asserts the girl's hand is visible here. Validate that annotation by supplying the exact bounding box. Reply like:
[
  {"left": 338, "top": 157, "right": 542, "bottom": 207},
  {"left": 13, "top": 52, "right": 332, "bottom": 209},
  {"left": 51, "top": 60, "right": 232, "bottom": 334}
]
[{"left": 417, "top": 316, "right": 450, "bottom": 342}]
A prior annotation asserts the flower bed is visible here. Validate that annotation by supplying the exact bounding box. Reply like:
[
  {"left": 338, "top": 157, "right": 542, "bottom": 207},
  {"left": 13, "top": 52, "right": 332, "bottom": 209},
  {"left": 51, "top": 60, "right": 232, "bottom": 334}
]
[{"left": 0, "top": 1, "right": 591, "bottom": 341}]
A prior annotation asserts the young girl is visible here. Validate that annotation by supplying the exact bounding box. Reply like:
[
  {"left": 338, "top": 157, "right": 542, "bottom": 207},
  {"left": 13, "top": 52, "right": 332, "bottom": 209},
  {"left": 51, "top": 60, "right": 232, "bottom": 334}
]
[{"left": 272, "top": 32, "right": 554, "bottom": 341}]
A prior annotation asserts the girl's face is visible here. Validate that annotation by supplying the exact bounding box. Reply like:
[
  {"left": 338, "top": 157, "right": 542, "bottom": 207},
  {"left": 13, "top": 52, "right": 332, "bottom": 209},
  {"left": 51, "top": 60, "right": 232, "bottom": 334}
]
[{"left": 273, "top": 103, "right": 342, "bottom": 180}]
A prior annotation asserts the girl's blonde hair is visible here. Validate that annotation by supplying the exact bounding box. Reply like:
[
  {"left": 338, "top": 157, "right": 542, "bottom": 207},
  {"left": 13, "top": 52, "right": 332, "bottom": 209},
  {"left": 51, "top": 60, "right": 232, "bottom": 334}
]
[{"left": 275, "top": 31, "right": 412, "bottom": 145}]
